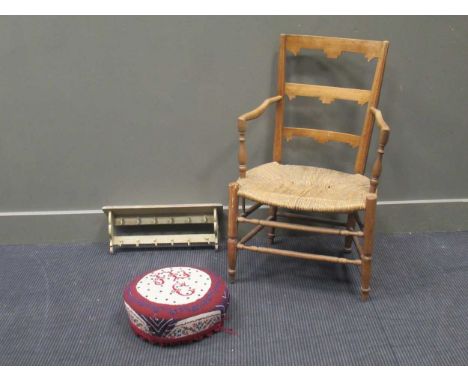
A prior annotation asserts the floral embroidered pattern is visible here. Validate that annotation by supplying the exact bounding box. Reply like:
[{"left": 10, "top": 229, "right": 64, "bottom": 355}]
[{"left": 135, "top": 267, "right": 211, "bottom": 305}]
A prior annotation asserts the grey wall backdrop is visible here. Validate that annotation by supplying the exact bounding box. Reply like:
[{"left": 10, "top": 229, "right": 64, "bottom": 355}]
[{"left": 1, "top": 16, "right": 467, "bottom": 244}]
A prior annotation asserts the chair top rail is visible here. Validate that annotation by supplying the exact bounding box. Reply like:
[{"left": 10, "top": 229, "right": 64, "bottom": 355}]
[{"left": 284, "top": 34, "right": 387, "bottom": 61}]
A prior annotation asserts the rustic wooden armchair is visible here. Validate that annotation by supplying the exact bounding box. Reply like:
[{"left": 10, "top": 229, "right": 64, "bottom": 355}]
[{"left": 227, "top": 34, "right": 391, "bottom": 300}]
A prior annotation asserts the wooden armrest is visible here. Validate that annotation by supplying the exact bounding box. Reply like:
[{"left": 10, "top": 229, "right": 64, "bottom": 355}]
[
  {"left": 370, "top": 107, "right": 390, "bottom": 133},
  {"left": 238, "top": 95, "right": 282, "bottom": 122},
  {"left": 369, "top": 107, "right": 391, "bottom": 193},
  {"left": 236, "top": 95, "right": 282, "bottom": 178}
]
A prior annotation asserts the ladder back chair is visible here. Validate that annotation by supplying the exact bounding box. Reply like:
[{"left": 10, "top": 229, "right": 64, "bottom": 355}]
[{"left": 227, "top": 34, "right": 391, "bottom": 300}]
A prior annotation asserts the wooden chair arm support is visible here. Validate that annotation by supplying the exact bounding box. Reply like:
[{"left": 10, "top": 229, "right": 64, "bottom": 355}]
[
  {"left": 237, "top": 95, "right": 282, "bottom": 178},
  {"left": 369, "top": 107, "right": 391, "bottom": 193},
  {"left": 238, "top": 95, "right": 283, "bottom": 123},
  {"left": 370, "top": 107, "right": 390, "bottom": 135}
]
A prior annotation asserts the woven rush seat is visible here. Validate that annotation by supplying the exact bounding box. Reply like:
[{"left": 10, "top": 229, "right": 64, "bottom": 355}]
[{"left": 237, "top": 161, "right": 371, "bottom": 213}]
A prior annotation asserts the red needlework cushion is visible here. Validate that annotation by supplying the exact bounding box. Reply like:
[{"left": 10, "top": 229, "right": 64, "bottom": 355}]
[{"left": 123, "top": 266, "right": 230, "bottom": 345}]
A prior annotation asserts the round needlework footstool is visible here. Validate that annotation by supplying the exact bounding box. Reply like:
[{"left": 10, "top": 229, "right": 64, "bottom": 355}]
[{"left": 123, "top": 266, "right": 230, "bottom": 345}]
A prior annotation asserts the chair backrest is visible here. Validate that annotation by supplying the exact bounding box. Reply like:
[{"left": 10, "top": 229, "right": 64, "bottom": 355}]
[{"left": 272, "top": 34, "right": 389, "bottom": 174}]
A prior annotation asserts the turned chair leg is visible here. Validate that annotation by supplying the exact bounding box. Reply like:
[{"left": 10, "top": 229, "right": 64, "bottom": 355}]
[
  {"left": 268, "top": 206, "right": 278, "bottom": 244},
  {"left": 361, "top": 194, "right": 377, "bottom": 301},
  {"left": 227, "top": 183, "right": 239, "bottom": 283},
  {"left": 344, "top": 213, "right": 356, "bottom": 253}
]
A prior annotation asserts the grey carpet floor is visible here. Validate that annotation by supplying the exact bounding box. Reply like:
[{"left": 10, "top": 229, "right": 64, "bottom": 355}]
[{"left": 0, "top": 231, "right": 467, "bottom": 365}]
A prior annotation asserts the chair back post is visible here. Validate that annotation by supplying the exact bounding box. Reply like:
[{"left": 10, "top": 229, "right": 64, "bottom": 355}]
[
  {"left": 354, "top": 41, "right": 390, "bottom": 174},
  {"left": 272, "top": 34, "right": 286, "bottom": 163}
]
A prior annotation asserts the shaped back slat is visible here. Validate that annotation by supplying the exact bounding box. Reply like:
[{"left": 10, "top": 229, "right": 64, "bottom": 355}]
[
  {"left": 285, "top": 83, "right": 371, "bottom": 105},
  {"left": 283, "top": 127, "right": 361, "bottom": 148}
]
